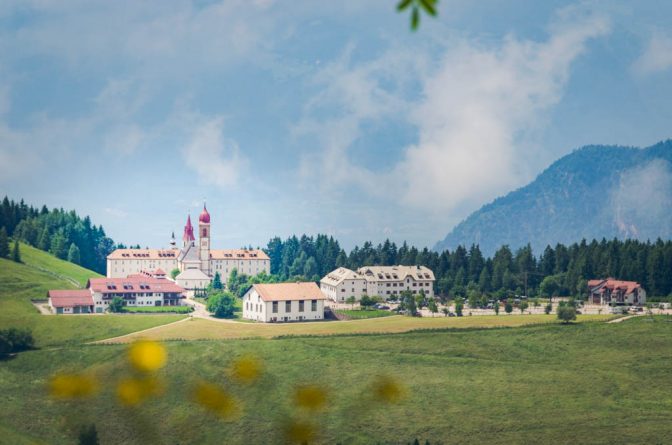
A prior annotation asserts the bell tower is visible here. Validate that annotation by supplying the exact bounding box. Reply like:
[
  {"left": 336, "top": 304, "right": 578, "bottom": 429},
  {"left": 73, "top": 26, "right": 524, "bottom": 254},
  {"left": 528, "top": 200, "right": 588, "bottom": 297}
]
[{"left": 198, "top": 203, "right": 211, "bottom": 275}]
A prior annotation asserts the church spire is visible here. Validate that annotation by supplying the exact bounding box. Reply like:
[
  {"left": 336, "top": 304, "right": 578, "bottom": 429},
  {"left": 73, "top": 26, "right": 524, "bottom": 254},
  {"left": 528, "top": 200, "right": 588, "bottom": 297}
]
[{"left": 183, "top": 215, "right": 195, "bottom": 244}]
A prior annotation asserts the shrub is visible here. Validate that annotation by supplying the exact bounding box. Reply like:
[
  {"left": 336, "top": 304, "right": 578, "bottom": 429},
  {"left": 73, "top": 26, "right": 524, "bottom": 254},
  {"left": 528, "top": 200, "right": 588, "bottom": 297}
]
[
  {"left": 207, "top": 291, "right": 237, "bottom": 318},
  {"left": 557, "top": 305, "right": 577, "bottom": 324},
  {"left": 0, "top": 328, "right": 35, "bottom": 354},
  {"left": 108, "top": 297, "right": 125, "bottom": 313}
]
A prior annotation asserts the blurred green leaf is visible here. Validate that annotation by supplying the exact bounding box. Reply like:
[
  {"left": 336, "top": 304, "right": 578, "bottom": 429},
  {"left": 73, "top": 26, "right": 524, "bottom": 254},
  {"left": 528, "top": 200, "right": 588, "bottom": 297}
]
[
  {"left": 419, "top": 0, "right": 437, "bottom": 16},
  {"left": 397, "top": 0, "right": 413, "bottom": 12},
  {"left": 411, "top": 6, "right": 420, "bottom": 30}
]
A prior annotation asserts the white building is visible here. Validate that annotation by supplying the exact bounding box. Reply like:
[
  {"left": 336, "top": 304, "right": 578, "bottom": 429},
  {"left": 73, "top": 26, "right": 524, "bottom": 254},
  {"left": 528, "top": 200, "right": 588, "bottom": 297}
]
[
  {"left": 47, "top": 270, "right": 186, "bottom": 314},
  {"left": 106, "top": 205, "right": 270, "bottom": 289},
  {"left": 320, "top": 265, "right": 435, "bottom": 302},
  {"left": 242, "top": 282, "right": 326, "bottom": 323}
]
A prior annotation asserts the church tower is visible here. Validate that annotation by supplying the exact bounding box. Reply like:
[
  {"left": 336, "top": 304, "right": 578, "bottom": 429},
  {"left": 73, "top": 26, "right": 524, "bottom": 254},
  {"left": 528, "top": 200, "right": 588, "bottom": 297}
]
[{"left": 198, "top": 203, "right": 211, "bottom": 276}]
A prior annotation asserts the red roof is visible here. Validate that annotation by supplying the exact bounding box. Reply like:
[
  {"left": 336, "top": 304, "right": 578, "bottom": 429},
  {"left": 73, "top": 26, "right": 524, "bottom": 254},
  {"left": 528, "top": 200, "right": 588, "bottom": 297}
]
[
  {"left": 588, "top": 278, "right": 641, "bottom": 294},
  {"left": 199, "top": 204, "right": 211, "bottom": 224},
  {"left": 87, "top": 276, "right": 185, "bottom": 294},
  {"left": 48, "top": 290, "right": 93, "bottom": 307},
  {"left": 183, "top": 215, "right": 195, "bottom": 243},
  {"left": 252, "top": 282, "right": 326, "bottom": 302},
  {"left": 154, "top": 268, "right": 166, "bottom": 275}
]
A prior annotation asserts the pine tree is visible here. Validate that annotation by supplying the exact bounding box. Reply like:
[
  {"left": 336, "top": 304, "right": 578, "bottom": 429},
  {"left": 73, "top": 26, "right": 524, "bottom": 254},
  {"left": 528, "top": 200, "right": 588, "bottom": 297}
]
[
  {"left": 11, "top": 239, "right": 21, "bottom": 263},
  {"left": 212, "top": 272, "right": 223, "bottom": 290},
  {"left": 0, "top": 227, "right": 8, "bottom": 258},
  {"left": 67, "top": 243, "right": 81, "bottom": 265}
]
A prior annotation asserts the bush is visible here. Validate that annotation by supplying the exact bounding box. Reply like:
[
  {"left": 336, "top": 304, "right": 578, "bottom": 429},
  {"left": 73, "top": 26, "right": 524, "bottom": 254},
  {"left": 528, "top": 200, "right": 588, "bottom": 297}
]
[
  {"left": 544, "top": 303, "right": 552, "bottom": 315},
  {"left": 557, "top": 305, "right": 577, "bottom": 324},
  {"left": 0, "top": 328, "right": 35, "bottom": 354},
  {"left": 108, "top": 296, "right": 125, "bottom": 313},
  {"left": 207, "top": 291, "right": 237, "bottom": 318}
]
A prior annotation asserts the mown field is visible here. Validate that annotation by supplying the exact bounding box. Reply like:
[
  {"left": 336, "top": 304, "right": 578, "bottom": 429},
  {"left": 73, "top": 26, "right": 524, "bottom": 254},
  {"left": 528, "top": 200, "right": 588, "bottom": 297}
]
[{"left": 0, "top": 244, "right": 186, "bottom": 347}]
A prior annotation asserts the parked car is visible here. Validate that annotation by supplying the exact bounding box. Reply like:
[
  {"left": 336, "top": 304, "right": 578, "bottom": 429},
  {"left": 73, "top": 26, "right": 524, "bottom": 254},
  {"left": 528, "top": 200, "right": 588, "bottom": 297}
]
[{"left": 448, "top": 312, "right": 456, "bottom": 317}]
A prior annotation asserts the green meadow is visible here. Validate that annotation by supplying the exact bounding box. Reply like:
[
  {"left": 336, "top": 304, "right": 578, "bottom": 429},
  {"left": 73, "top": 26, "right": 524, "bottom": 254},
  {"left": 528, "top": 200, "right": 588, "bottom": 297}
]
[{"left": 1, "top": 246, "right": 671, "bottom": 444}]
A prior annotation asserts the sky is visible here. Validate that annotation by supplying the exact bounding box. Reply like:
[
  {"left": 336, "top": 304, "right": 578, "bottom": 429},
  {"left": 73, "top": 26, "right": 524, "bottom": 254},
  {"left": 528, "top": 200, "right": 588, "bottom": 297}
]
[{"left": 1, "top": 0, "right": 671, "bottom": 251}]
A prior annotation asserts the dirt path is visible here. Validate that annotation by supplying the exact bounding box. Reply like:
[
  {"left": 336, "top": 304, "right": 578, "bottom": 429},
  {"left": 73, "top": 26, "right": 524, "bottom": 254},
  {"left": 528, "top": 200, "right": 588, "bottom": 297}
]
[
  {"left": 607, "top": 314, "right": 642, "bottom": 323},
  {"left": 90, "top": 317, "right": 191, "bottom": 344}
]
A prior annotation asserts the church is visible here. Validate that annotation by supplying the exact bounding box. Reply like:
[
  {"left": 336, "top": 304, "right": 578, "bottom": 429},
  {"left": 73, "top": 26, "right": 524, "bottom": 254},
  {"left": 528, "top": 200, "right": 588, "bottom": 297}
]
[{"left": 106, "top": 205, "right": 270, "bottom": 289}]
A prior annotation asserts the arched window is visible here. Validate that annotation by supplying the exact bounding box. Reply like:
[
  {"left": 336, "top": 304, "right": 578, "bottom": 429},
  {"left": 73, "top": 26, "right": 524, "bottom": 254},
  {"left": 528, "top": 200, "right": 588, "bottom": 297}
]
[{"left": 202, "top": 228, "right": 207, "bottom": 237}]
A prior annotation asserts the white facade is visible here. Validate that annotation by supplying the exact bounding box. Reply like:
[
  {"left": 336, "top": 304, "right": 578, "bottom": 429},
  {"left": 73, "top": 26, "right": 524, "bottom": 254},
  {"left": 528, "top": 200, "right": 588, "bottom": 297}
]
[
  {"left": 242, "top": 283, "right": 326, "bottom": 323},
  {"left": 106, "top": 206, "right": 270, "bottom": 287},
  {"left": 320, "top": 265, "right": 435, "bottom": 302}
]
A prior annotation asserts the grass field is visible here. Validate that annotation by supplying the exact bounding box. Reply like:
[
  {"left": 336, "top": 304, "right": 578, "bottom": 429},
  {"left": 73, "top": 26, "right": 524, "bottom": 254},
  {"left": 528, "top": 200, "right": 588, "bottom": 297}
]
[
  {"left": 0, "top": 244, "right": 186, "bottom": 347},
  {"left": 1, "top": 317, "right": 671, "bottom": 444},
  {"left": 122, "top": 306, "right": 194, "bottom": 314},
  {"left": 100, "top": 313, "right": 615, "bottom": 343},
  {"left": 334, "top": 308, "right": 394, "bottom": 319},
  {"left": 2, "top": 245, "right": 671, "bottom": 444}
]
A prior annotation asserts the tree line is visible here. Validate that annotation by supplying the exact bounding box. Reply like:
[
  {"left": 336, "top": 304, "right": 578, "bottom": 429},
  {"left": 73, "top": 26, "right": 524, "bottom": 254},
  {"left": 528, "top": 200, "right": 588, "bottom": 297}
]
[
  {"left": 263, "top": 235, "right": 672, "bottom": 299},
  {"left": 1, "top": 196, "right": 115, "bottom": 274}
]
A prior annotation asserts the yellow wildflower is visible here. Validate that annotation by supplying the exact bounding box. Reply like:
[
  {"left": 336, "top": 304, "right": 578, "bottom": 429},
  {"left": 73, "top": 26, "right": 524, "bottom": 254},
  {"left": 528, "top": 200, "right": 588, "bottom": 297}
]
[
  {"left": 49, "top": 373, "right": 98, "bottom": 399},
  {"left": 127, "top": 339, "right": 166, "bottom": 373},
  {"left": 294, "top": 385, "right": 328, "bottom": 411},
  {"left": 284, "top": 420, "right": 316, "bottom": 444},
  {"left": 117, "top": 377, "right": 163, "bottom": 406},
  {"left": 192, "top": 381, "right": 241, "bottom": 420},
  {"left": 372, "top": 376, "right": 405, "bottom": 404},
  {"left": 229, "top": 356, "right": 262, "bottom": 384}
]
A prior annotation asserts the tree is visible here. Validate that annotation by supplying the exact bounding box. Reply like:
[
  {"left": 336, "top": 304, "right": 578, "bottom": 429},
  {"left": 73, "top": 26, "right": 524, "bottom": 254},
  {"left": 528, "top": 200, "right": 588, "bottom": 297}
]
[
  {"left": 545, "top": 303, "right": 552, "bottom": 314},
  {"left": 441, "top": 307, "right": 449, "bottom": 317},
  {"left": 346, "top": 296, "right": 356, "bottom": 309},
  {"left": 557, "top": 304, "right": 577, "bottom": 324},
  {"left": 428, "top": 299, "right": 438, "bottom": 317},
  {"left": 11, "top": 239, "right": 21, "bottom": 263},
  {"left": 109, "top": 297, "right": 125, "bottom": 313},
  {"left": 494, "top": 301, "right": 500, "bottom": 315},
  {"left": 211, "top": 272, "right": 223, "bottom": 290},
  {"left": 67, "top": 242, "right": 81, "bottom": 265},
  {"left": 454, "top": 300, "right": 464, "bottom": 316},
  {"left": 207, "top": 291, "right": 237, "bottom": 318},
  {"left": 360, "top": 295, "right": 375, "bottom": 310},
  {"left": 400, "top": 291, "right": 418, "bottom": 316},
  {"left": 170, "top": 268, "right": 180, "bottom": 280},
  {"left": 519, "top": 301, "right": 529, "bottom": 314},
  {"left": 0, "top": 328, "right": 34, "bottom": 354},
  {"left": 504, "top": 302, "right": 513, "bottom": 314},
  {"left": 0, "top": 227, "right": 8, "bottom": 258}
]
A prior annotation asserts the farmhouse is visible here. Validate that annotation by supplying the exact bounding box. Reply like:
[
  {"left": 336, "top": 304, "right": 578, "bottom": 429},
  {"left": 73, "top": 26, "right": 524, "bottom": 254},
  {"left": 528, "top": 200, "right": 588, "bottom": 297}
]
[
  {"left": 242, "top": 282, "right": 326, "bottom": 322},
  {"left": 47, "top": 270, "right": 186, "bottom": 314},
  {"left": 320, "top": 265, "right": 435, "bottom": 302},
  {"left": 588, "top": 278, "right": 646, "bottom": 305},
  {"left": 106, "top": 205, "right": 270, "bottom": 289}
]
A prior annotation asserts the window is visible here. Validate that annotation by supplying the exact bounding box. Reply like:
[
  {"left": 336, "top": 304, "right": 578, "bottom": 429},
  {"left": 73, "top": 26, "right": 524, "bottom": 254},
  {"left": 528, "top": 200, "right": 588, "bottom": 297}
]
[
  {"left": 285, "top": 301, "right": 291, "bottom": 312},
  {"left": 299, "top": 300, "right": 305, "bottom": 312},
  {"left": 311, "top": 300, "right": 317, "bottom": 311},
  {"left": 273, "top": 301, "right": 278, "bottom": 313}
]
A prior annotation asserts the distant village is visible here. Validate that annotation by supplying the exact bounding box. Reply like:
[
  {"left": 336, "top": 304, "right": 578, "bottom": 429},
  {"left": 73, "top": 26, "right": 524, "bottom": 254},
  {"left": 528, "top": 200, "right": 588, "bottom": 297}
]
[{"left": 47, "top": 206, "right": 651, "bottom": 320}]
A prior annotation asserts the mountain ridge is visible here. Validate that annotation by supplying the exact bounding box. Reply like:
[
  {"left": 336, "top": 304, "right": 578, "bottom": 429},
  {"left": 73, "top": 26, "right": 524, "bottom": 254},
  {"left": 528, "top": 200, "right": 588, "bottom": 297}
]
[{"left": 434, "top": 140, "right": 672, "bottom": 256}]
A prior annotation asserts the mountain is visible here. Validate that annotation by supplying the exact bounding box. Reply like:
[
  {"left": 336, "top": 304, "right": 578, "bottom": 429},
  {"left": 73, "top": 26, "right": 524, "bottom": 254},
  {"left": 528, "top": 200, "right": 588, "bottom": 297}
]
[{"left": 434, "top": 140, "right": 672, "bottom": 256}]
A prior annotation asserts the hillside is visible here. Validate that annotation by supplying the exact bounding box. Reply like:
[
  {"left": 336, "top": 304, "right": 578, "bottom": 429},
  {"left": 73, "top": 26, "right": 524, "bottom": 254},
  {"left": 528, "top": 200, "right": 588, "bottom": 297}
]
[
  {"left": 435, "top": 140, "right": 672, "bottom": 256},
  {"left": 0, "top": 242, "right": 185, "bottom": 347}
]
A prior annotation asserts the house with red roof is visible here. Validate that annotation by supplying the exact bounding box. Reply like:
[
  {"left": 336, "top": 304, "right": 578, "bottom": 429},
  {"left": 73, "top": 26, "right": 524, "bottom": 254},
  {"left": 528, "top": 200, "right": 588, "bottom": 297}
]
[
  {"left": 243, "top": 282, "right": 326, "bottom": 323},
  {"left": 47, "top": 271, "right": 186, "bottom": 314},
  {"left": 587, "top": 278, "right": 646, "bottom": 306}
]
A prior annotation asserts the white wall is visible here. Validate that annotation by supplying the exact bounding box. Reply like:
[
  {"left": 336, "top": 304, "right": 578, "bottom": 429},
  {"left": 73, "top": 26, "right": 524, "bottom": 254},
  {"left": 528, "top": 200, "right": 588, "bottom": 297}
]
[{"left": 242, "top": 288, "right": 324, "bottom": 322}]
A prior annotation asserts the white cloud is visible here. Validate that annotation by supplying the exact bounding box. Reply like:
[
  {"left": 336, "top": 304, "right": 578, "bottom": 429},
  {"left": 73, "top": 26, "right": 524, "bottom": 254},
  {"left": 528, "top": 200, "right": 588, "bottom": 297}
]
[
  {"left": 396, "top": 11, "right": 611, "bottom": 213},
  {"left": 633, "top": 31, "right": 672, "bottom": 76},
  {"left": 181, "top": 117, "right": 246, "bottom": 188},
  {"left": 104, "top": 207, "right": 128, "bottom": 218},
  {"left": 297, "top": 8, "right": 611, "bottom": 217}
]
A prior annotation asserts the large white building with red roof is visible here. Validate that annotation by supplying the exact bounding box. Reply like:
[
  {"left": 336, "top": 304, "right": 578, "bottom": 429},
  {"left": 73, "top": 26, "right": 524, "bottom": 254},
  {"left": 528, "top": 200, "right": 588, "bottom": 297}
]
[
  {"left": 106, "top": 204, "right": 270, "bottom": 289},
  {"left": 47, "top": 270, "right": 186, "bottom": 314},
  {"left": 588, "top": 278, "right": 646, "bottom": 305},
  {"left": 242, "top": 282, "right": 326, "bottom": 322}
]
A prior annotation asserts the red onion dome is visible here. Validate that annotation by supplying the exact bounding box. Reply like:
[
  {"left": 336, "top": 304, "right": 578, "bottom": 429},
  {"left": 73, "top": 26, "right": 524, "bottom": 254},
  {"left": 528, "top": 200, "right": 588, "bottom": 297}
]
[{"left": 199, "top": 204, "right": 210, "bottom": 224}]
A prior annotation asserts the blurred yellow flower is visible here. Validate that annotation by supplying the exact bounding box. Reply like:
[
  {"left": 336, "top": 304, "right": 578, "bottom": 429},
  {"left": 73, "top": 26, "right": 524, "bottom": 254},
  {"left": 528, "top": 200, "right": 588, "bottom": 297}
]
[
  {"left": 284, "top": 420, "right": 316, "bottom": 444},
  {"left": 229, "top": 356, "right": 262, "bottom": 384},
  {"left": 117, "top": 377, "right": 163, "bottom": 406},
  {"left": 192, "top": 381, "right": 241, "bottom": 420},
  {"left": 294, "top": 385, "right": 328, "bottom": 411},
  {"left": 49, "top": 373, "right": 98, "bottom": 399},
  {"left": 127, "top": 339, "right": 167, "bottom": 373},
  {"left": 372, "top": 376, "right": 404, "bottom": 404}
]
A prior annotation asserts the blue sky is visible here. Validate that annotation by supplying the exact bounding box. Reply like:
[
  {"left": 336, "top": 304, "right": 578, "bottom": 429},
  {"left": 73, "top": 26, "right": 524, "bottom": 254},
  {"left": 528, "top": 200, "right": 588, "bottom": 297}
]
[{"left": 1, "top": 0, "right": 671, "bottom": 250}]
